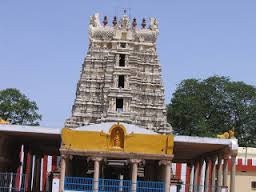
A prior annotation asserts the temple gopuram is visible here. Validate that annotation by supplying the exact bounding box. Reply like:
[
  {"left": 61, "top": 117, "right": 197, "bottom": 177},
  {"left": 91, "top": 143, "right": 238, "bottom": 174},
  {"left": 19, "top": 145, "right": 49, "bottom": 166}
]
[
  {"left": 0, "top": 12, "right": 239, "bottom": 192},
  {"left": 65, "top": 12, "right": 171, "bottom": 133},
  {"left": 61, "top": 12, "right": 174, "bottom": 192}
]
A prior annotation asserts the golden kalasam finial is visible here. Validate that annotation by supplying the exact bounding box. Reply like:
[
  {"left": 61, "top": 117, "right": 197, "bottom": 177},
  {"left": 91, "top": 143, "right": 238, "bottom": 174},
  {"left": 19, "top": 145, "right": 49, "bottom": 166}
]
[{"left": 217, "top": 128, "right": 235, "bottom": 139}]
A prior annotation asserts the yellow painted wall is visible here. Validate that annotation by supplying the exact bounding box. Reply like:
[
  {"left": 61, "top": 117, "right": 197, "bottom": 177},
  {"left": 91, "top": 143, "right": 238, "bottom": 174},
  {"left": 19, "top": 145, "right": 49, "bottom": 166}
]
[
  {"left": 61, "top": 127, "right": 173, "bottom": 155},
  {"left": 236, "top": 172, "right": 256, "bottom": 192},
  {"left": 227, "top": 171, "right": 256, "bottom": 192}
]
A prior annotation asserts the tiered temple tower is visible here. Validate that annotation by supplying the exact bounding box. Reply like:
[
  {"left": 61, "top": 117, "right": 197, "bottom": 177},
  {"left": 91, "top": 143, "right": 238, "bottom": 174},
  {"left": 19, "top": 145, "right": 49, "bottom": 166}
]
[{"left": 65, "top": 13, "right": 172, "bottom": 133}]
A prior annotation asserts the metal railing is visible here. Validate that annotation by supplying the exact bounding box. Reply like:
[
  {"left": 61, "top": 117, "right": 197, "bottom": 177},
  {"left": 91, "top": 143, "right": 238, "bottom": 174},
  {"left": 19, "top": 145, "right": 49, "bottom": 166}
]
[
  {"left": 64, "top": 176, "right": 165, "bottom": 192},
  {"left": 0, "top": 172, "right": 27, "bottom": 192},
  {"left": 98, "top": 178, "right": 131, "bottom": 192},
  {"left": 137, "top": 180, "right": 164, "bottom": 192},
  {"left": 64, "top": 176, "right": 93, "bottom": 191}
]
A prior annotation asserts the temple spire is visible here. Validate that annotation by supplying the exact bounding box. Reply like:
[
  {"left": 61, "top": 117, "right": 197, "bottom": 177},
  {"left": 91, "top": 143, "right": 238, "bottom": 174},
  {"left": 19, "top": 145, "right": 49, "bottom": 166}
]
[{"left": 66, "top": 13, "right": 172, "bottom": 133}]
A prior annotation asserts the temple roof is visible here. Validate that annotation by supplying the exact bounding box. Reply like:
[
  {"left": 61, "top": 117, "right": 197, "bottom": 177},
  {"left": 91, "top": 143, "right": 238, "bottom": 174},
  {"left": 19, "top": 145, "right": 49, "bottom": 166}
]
[
  {"left": 74, "top": 122, "right": 158, "bottom": 135},
  {"left": 0, "top": 124, "right": 61, "bottom": 135},
  {"left": 173, "top": 136, "right": 238, "bottom": 162}
]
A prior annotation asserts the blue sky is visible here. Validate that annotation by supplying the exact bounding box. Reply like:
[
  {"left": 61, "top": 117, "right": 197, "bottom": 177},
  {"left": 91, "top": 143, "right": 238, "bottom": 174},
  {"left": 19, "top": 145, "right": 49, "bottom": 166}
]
[{"left": 0, "top": 0, "right": 256, "bottom": 128}]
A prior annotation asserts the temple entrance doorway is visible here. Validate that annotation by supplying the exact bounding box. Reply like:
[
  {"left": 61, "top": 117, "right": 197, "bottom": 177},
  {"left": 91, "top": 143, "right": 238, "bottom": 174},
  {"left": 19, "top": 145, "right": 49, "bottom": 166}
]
[
  {"left": 102, "top": 159, "right": 130, "bottom": 180},
  {"left": 68, "top": 157, "right": 133, "bottom": 180},
  {"left": 69, "top": 156, "right": 89, "bottom": 177}
]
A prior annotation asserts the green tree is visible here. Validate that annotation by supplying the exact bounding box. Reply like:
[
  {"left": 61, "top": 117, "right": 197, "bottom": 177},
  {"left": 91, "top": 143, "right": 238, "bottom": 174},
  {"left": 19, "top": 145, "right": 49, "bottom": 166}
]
[
  {"left": 0, "top": 88, "right": 42, "bottom": 125},
  {"left": 167, "top": 76, "right": 256, "bottom": 147}
]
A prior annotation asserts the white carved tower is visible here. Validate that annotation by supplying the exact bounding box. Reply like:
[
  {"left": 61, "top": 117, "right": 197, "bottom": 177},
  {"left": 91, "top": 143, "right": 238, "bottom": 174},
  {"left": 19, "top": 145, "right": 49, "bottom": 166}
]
[{"left": 65, "top": 13, "right": 172, "bottom": 133}]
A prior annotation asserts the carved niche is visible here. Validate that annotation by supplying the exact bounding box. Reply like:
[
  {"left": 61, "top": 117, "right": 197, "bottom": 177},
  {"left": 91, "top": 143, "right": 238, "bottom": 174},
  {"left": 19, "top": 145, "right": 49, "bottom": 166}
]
[{"left": 109, "top": 123, "right": 125, "bottom": 150}]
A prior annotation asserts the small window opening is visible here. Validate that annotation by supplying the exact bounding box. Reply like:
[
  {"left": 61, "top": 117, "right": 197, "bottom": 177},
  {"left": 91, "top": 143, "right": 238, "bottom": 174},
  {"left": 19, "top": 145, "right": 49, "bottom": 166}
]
[
  {"left": 118, "top": 75, "right": 125, "bottom": 88},
  {"left": 119, "top": 54, "right": 125, "bottom": 67},
  {"left": 116, "top": 98, "right": 123, "bottom": 113},
  {"left": 251, "top": 181, "right": 256, "bottom": 189},
  {"left": 120, "top": 43, "right": 126, "bottom": 48}
]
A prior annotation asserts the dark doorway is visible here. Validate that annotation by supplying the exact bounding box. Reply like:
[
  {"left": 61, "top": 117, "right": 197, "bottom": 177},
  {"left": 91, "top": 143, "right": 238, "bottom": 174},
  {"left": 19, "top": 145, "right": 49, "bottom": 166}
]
[
  {"left": 118, "top": 75, "right": 125, "bottom": 88},
  {"left": 119, "top": 54, "right": 125, "bottom": 67},
  {"left": 116, "top": 98, "right": 123, "bottom": 112},
  {"left": 102, "top": 160, "right": 130, "bottom": 180}
]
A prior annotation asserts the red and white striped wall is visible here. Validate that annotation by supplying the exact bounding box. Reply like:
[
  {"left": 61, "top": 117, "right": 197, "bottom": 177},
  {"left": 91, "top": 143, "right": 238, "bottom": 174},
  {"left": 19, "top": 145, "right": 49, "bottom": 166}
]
[
  {"left": 15, "top": 145, "right": 59, "bottom": 192},
  {"left": 171, "top": 157, "right": 256, "bottom": 192}
]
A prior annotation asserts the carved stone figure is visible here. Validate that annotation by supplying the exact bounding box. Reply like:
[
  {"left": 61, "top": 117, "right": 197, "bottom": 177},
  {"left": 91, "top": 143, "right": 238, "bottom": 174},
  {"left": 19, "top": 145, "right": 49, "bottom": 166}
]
[
  {"left": 217, "top": 129, "right": 235, "bottom": 139},
  {"left": 229, "top": 128, "right": 235, "bottom": 138},
  {"left": 120, "top": 15, "right": 130, "bottom": 30},
  {"left": 149, "top": 17, "right": 159, "bottom": 31},
  {"left": 217, "top": 132, "right": 230, "bottom": 139},
  {"left": 90, "top": 13, "right": 101, "bottom": 27}
]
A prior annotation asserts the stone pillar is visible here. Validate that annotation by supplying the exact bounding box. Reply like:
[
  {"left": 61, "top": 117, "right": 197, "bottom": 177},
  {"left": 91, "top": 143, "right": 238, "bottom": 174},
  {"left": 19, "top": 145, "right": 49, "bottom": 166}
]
[
  {"left": 199, "top": 160, "right": 205, "bottom": 192},
  {"left": 27, "top": 153, "right": 33, "bottom": 192},
  {"left": 22, "top": 147, "right": 29, "bottom": 175},
  {"left": 119, "top": 174, "right": 124, "bottom": 192},
  {"left": 193, "top": 160, "right": 200, "bottom": 192},
  {"left": 21, "top": 148, "right": 29, "bottom": 191},
  {"left": 159, "top": 160, "right": 171, "bottom": 192},
  {"left": 93, "top": 157, "right": 102, "bottom": 192},
  {"left": 204, "top": 158, "right": 210, "bottom": 192},
  {"left": 230, "top": 154, "right": 237, "bottom": 192},
  {"left": 189, "top": 162, "right": 195, "bottom": 192},
  {"left": 223, "top": 155, "right": 229, "bottom": 187},
  {"left": 32, "top": 154, "right": 42, "bottom": 192},
  {"left": 217, "top": 155, "right": 223, "bottom": 192},
  {"left": 59, "top": 155, "right": 67, "bottom": 192},
  {"left": 211, "top": 157, "right": 217, "bottom": 192},
  {"left": 65, "top": 156, "right": 72, "bottom": 176},
  {"left": 165, "top": 162, "right": 171, "bottom": 192},
  {"left": 130, "top": 159, "right": 140, "bottom": 192}
]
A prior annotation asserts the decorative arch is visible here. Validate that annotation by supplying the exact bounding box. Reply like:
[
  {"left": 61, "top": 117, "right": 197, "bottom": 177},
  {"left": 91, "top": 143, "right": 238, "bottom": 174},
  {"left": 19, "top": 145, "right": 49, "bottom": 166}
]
[{"left": 109, "top": 123, "right": 126, "bottom": 150}]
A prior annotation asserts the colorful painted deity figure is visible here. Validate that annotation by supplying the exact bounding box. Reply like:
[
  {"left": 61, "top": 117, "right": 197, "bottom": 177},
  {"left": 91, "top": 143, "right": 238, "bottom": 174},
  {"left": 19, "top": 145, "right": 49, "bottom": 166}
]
[{"left": 113, "top": 130, "right": 122, "bottom": 148}]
